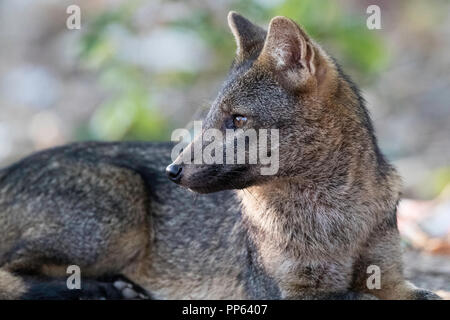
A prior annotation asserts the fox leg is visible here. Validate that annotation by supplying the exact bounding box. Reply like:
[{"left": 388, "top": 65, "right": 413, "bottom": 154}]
[
  {"left": 0, "top": 268, "right": 109, "bottom": 300},
  {"left": 0, "top": 230, "right": 151, "bottom": 300},
  {"left": 0, "top": 268, "right": 149, "bottom": 300},
  {"left": 0, "top": 222, "right": 151, "bottom": 300},
  {"left": 288, "top": 291, "right": 378, "bottom": 300},
  {"left": 352, "top": 219, "right": 441, "bottom": 300},
  {"left": 0, "top": 163, "right": 154, "bottom": 299},
  {"left": 0, "top": 269, "right": 26, "bottom": 299}
]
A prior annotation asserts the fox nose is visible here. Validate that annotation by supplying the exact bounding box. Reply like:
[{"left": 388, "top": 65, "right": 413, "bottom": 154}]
[{"left": 165, "top": 163, "right": 182, "bottom": 182}]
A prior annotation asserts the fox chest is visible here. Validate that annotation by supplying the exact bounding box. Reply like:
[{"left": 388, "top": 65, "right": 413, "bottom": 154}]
[{"left": 259, "top": 247, "right": 357, "bottom": 298}]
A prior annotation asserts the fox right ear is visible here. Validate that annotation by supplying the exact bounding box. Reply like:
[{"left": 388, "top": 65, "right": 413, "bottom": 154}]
[
  {"left": 257, "top": 16, "right": 322, "bottom": 93},
  {"left": 227, "top": 11, "right": 266, "bottom": 62}
]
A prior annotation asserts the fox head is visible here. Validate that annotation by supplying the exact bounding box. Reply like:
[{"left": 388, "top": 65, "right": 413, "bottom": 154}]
[{"left": 166, "top": 12, "right": 384, "bottom": 194}]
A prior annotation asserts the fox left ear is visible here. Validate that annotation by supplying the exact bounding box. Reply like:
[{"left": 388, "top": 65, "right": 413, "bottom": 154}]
[
  {"left": 258, "top": 16, "right": 321, "bottom": 92},
  {"left": 228, "top": 11, "right": 267, "bottom": 62}
]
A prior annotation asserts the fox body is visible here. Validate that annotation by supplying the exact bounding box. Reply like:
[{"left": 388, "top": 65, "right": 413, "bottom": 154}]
[{"left": 0, "top": 13, "right": 440, "bottom": 300}]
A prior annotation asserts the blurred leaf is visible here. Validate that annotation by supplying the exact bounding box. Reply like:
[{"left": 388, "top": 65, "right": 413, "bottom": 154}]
[
  {"left": 432, "top": 167, "right": 450, "bottom": 196},
  {"left": 77, "top": 0, "right": 389, "bottom": 142}
]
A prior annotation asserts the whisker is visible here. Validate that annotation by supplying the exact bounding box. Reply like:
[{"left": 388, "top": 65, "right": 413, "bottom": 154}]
[{"left": 193, "top": 194, "right": 198, "bottom": 205}]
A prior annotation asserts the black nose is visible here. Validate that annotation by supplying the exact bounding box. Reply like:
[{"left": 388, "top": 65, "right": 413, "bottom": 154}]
[{"left": 165, "top": 163, "right": 182, "bottom": 182}]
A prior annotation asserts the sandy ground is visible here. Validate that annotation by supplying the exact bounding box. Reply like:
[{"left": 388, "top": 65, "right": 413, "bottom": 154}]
[{"left": 403, "top": 248, "right": 450, "bottom": 299}]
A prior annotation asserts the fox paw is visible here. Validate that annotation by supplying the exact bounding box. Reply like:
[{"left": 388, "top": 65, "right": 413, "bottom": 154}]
[
  {"left": 22, "top": 279, "right": 125, "bottom": 300},
  {"left": 411, "top": 289, "right": 442, "bottom": 300},
  {"left": 78, "top": 278, "right": 149, "bottom": 300},
  {"left": 21, "top": 275, "right": 149, "bottom": 300},
  {"left": 113, "top": 279, "right": 149, "bottom": 300},
  {"left": 79, "top": 280, "right": 123, "bottom": 300}
]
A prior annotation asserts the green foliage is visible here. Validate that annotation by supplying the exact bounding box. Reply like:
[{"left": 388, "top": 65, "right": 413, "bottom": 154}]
[
  {"left": 432, "top": 167, "right": 450, "bottom": 196},
  {"left": 272, "top": 0, "right": 388, "bottom": 77},
  {"left": 78, "top": 1, "right": 171, "bottom": 142},
  {"left": 77, "top": 0, "right": 388, "bottom": 141},
  {"left": 169, "top": 10, "right": 237, "bottom": 67},
  {"left": 172, "top": 0, "right": 388, "bottom": 80}
]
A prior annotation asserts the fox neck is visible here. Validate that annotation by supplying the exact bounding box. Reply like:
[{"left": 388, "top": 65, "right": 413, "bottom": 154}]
[
  {"left": 237, "top": 155, "right": 400, "bottom": 267},
  {"left": 239, "top": 176, "right": 368, "bottom": 250}
]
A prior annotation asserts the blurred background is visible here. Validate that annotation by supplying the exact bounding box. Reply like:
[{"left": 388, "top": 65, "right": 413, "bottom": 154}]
[{"left": 0, "top": 0, "right": 449, "bottom": 295}]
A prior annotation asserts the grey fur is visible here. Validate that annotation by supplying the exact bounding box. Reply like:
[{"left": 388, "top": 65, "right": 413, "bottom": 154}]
[{"left": 0, "top": 13, "right": 441, "bottom": 300}]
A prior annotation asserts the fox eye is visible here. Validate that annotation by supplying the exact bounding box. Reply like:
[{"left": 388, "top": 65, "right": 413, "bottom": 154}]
[{"left": 232, "top": 115, "right": 247, "bottom": 128}]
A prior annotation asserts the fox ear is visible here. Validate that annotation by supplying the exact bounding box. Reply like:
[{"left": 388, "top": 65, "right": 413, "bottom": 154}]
[
  {"left": 227, "top": 11, "right": 266, "bottom": 61},
  {"left": 258, "top": 16, "right": 320, "bottom": 92}
]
